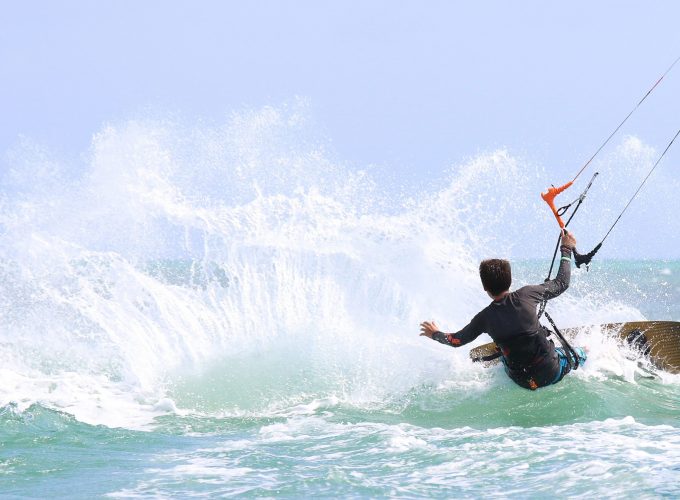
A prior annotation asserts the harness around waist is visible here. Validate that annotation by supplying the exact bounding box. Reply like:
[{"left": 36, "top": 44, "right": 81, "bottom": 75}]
[{"left": 497, "top": 332, "right": 556, "bottom": 372}]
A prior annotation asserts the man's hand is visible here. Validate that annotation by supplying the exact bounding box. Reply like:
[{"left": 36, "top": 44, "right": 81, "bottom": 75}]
[
  {"left": 561, "top": 229, "right": 577, "bottom": 249},
  {"left": 420, "top": 321, "right": 439, "bottom": 339}
]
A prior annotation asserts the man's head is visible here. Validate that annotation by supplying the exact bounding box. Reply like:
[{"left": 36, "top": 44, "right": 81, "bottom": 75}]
[{"left": 479, "top": 259, "right": 511, "bottom": 296}]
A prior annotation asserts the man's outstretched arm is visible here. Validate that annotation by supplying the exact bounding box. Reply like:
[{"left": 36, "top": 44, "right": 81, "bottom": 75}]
[{"left": 420, "top": 314, "right": 485, "bottom": 347}]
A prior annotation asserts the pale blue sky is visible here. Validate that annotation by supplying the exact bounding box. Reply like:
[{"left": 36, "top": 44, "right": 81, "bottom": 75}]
[{"left": 2, "top": 1, "right": 679, "bottom": 256}]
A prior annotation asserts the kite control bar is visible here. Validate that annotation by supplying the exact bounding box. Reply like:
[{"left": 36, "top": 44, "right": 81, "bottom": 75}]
[{"left": 541, "top": 181, "right": 573, "bottom": 229}]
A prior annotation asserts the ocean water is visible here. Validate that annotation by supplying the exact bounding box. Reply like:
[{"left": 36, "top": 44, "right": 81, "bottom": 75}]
[{"left": 1, "top": 109, "right": 679, "bottom": 498}]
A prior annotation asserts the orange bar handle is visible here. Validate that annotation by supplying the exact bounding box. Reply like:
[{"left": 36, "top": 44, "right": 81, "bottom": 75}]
[{"left": 541, "top": 181, "right": 573, "bottom": 229}]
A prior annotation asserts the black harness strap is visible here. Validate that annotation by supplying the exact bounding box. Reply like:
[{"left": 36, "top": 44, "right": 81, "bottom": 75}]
[{"left": 544, "top": 311, "right": 579, "bottom": 370}]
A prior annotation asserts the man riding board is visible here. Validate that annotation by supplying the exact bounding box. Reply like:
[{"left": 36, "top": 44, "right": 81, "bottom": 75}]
[{"left": 420, "top": 229, "right": 586, "bottom": 390}]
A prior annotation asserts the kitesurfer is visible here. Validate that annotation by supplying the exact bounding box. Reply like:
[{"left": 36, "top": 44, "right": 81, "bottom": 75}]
[{"left": 420, "top": 229, "right": 586, "bottom": 390}]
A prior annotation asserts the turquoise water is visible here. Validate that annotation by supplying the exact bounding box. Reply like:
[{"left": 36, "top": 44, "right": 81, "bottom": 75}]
[
  {"left": 1, "top": 115, "right": 679, "bottom": 497},
  {"left": 2, "top": 256, "right": 678, "bottom": 498},
  {"left": 2, "top": 344, "right": 680, "bottom": 498}
]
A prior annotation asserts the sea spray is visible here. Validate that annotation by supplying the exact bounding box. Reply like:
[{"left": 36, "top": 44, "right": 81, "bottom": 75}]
[{"left": 0, "top": 105, "right": 677, "bottom": 430}]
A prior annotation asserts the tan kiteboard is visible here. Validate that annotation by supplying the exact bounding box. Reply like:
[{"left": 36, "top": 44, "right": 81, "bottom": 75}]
[{"left": 469, "top": 321, "right": 680, "bottom": 375}]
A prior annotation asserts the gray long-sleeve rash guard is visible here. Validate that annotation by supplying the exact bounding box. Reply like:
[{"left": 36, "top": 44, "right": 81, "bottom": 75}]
[{"left": 432, "top": 247, "right": 572, "bottom": 348}]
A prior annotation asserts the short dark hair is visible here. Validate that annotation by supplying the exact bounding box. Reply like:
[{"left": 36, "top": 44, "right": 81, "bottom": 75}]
[{"left": 479, "top": 259, "right": 511, "bottom": 296}]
